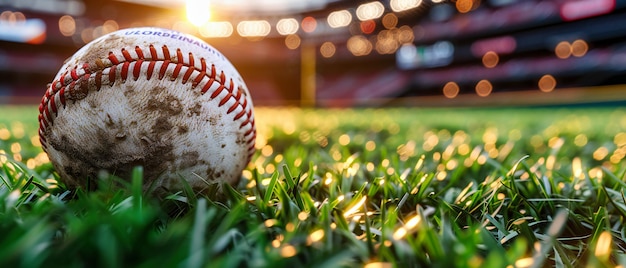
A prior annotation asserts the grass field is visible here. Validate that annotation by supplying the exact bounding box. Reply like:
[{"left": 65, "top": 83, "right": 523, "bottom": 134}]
[{"left": 1, "top": 105, "right": 626, "bottom": 267}]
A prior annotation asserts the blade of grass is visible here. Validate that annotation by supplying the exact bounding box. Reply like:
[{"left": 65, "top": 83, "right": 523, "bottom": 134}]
[
  {"left": 187, "top": 198, "right": 208, "bottom": 268},
  {"left": 264, "top": 172, "right": 279, "bottom": 204}
]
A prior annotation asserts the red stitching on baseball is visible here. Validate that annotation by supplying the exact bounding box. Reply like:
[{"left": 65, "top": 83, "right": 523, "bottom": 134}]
[
  {"left": 109, "top": 65, "right": 117, "bottom": 85},
  {"left": 192, "top": 70, "right": 205, "bottom": 88},
  {"left": 50, "top": 95, "right": 58, "bottom": 114},
  {"left": 70, "top": 68, "right": 79, "bottom": 80},
  {"left": 133, "top": 60, "right": 143, "bottom": 80},
  {"left": 176, "top": 48, "right": 183, "bottom": 64},
  {"left": 147, "top": 61, "right": 156, "bottom": 80},
  {"left": 38, "top": 44, "right": 256, "bottom": 159},
  {"left": 172, "top": 62, "right": 183, "bottom": 81},
  {"left": 233, "top": 104, "right": 246, "bottom": 120},
  {"left": 210, "top": 76, "right": 225, "bottom": 98},
  {"left": 121, "top": 61, "right": 130, "bottom": 81},
  {"left": 59, "top": 87, "right": 66, "bottom": 106},
  {"left": 149, "top": 45, "right": 158, "bottom": 60},
  {"left": 121, "top": 48, "right": 132, "bottom": 62},
  {"left": 58, "top": 74, "right": 66, "bottom": 88},
  {"left": 67, "top": 81, "right": 76, "bottom": 99},
  {"left": 201, "top": 73, "right": 214, "bottom": 94},
  {"left": 218, "top": 80, "right": 234, "bottom": 107},
  {"left": 219, "top": 71, "right": 226, "bottom": 84},
  {"left": 228, "top": 90, "right": 241, "bottom": 113},
  {"left": 188, "top": 52, "right": 195, "bottom": 67},
  {"left": 219, "top": 92, "right": 232, "bottom": 107},
  {"left": 159, "top": 60, "right": 169, "bottom": 80},
  {"left": 108, "top": 52, "right": 119, "bottom": 64},
  {"left": 43, "top": 105, "right": 52, "bottom": 123},
  {"left": 162, "top": 45, "right": 171, "bottom": 60},
  {"left": 95, "top": 71, "right": 102, "bottom": 90},
  {"left": 135, "top": 46, "right": 144, "bottom": 59},
  {"left": 182, "top": 52, "right": 195, "bottom": 84}
]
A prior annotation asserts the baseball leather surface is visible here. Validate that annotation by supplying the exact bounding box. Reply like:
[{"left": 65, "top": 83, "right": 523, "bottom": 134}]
[{"left": 38, "top": 27, "right": 256, "bottom": 196}]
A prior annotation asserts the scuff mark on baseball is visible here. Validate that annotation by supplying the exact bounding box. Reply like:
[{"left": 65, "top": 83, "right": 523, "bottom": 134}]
[{"left": 38, "top": 27, "right": 256, "bottom": 196}]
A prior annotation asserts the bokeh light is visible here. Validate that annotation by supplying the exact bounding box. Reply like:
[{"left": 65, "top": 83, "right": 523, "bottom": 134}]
[
  {"left": 538, "top": 74, "right": 557, "bottom": 92},
  {"left": 443, "top": 82, "right": 460, "bottom": 98},
  {"left": 397, "top": 25, "right": 415, "bottom": 44},
  {"left": 186, "top": 0, "right": 210, "bottom": 26},
  {"left": 200, "top": 21, "right": 233, "bottom": 38},
  {"left": 237, "top": 20, "right": 271, "bottom": 37},
  {"left": 102, "top": 20, "right": 119, "bottom": 34},
  {"left": 80, "top": 27, "right": 94, "bottom": 43},
  {"left": 301, "top": 16, "right": 317, "bottom": 33},
  {"left": 285, "top": 34, "right": 301, "bottom": 49},
  {"left": 375, "top": 31, "right": 399, "bottom": 54},
  {"left": 58, "top": 15, "right": 76, "bottom": 36},
  {"left": 0, "top": 11, "right": 25, "bottom": 24},
  {"left": 482, "top": 51, "right": 499, "bottom": 68},
  {"left": 320, "top": 42, "right": 336, "bottom": 58},
  {"left": 382, "top": 13, "right": 398, "bottom": 29},
  {"left": 276, "top": 18, "right": 299, "bottom": 35},
  {"left": 356, "top": 1, "right": 385, "bottom": 21},
  {"left": 456, "top": 0, "right": 476, "bottom": 13},
  {"left": 390, "top": 0, "right": 422, "bottom": 12},
  {"left": 360, "top": 20, "right": 376, "bottom": 34},
  {"left": 555, "top": 41, "right": 571, "bottom": 59},
  {"left": 475, "top": 80, "right": 492, "bottom": 97},
  {"left": 347, "top": 35, "right": 373, "bottom": 56},
  {"left": 328, "top": 10, "right": 352, "bottom": 28},
  {"left": 571, "top": 39, "right": 588, "bottom": 57}
]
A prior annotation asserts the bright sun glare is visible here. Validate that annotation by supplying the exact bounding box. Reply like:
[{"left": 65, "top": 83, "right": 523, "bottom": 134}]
[{"left": 186, "top": 0, "right": 211, "bottom": 26}]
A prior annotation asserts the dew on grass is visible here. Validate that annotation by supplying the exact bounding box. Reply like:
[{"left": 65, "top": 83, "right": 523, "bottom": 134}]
[
  {"left": 264, "top": 219, "right": 277, "bottom": 228},
  {"left": 343, "top": 196, "right": 366, "bottom": 218},
  {"left": 10, "top": 142, "right": 20, "bottom": 154},
  {"left": 610, "top": 149, "right": 625, "bottom": 163},
  {"left": 436, "top": 171, "right": 447, "bottom": 181},
  {"left": 261, "top": 145, "right": 273, "bottom": 157},
  {"left": 265, "top": 163, "right": 275, "bottom": 173},
  {"left": 30, "top": 135, "right": 41, "bottom": 147},
  {"left": 280, "top": 245, "right": 298, "bottom": 258},
  {"left": 615, "top": 132, "right": 626, "bottom": 146},
  {"left": 297, "top": 211, "right": 309, "bottom": 221},
  {"left": 366, "top": 162, "right": 375, "bottom": 171},
  {"left": 572, "top": 157, "right": 583, "bottom": 179},
  {"left": 365, "top": 140, "right": 376, "bottom": 151},
  {"left": 293, "top": 157, "right": 302, "bottom": 167},
  {"left": 595, "top": 231, "right": 613, "bottom": 260},
  {"left": 392, "top": 227, "right": 407, "bottom": 240},
  {"left": 307, "top": 229, "right": 324, "bottom": 244},
  {"left": 0, "top": 150, "right": 8, "bottom": 163},
  {"left": 324, "top": 173, "right": 334, "bottom": 185},
  {"left": 285, "top": 222, "right": 295, "bottom": 232},
  {"left": 514, "top": 257, "right": 534, "bottom": 268},
  {"left": 0, "top": 128, "right": 10, "bottom": 140},
  {"left": 10, "top": 122, "right": 25, "bottom": 139},
  {"left": 593, "top": 147, "right": 609, "bottom": 161},
  {"left": 338, "top": 134, "right": 350, "bottom": 145},
  {"left": 574, "top": 134, "right": 588, "bottom": 147}
]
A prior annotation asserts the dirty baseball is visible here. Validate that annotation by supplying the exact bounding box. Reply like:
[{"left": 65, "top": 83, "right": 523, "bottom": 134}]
[{"left": 38, "top": 27, "right": 256, "bottom": 196}]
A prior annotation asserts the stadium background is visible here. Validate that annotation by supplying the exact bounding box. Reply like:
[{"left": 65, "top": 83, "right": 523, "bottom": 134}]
[{"left": 1, "top": 0, "right": 625, "bottom": 107}]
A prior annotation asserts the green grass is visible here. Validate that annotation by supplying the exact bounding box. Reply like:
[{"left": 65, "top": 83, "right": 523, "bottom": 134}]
[{"left": 1, "top": 105, "right": 626, "bottom": 267}]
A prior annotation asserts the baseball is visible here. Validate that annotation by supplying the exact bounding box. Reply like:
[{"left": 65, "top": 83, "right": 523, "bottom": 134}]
[{"left": 38, "top": 27, "right": 256, "bottom": 196}]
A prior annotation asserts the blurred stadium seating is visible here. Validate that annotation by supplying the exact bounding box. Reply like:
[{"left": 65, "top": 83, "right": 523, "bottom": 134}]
[{"left": 1, "top": 0, "right": 625, "bottom": 106}]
